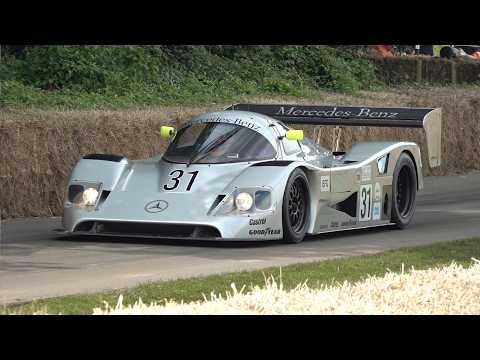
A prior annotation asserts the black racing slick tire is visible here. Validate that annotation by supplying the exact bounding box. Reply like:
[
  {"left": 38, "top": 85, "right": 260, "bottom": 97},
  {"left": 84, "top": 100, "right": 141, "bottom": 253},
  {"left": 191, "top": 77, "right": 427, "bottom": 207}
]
[
  {"left": 391, "top": 153, "right": 417, "bottom": 229},
  {"left": 282, "top": 168, "right": 311, "bottom": 243}
]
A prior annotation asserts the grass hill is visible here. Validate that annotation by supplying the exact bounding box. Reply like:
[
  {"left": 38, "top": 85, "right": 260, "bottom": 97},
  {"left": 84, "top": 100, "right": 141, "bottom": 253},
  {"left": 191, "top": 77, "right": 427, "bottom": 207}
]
[{"left": 0, "top": 45, "right": 381, "bottom": 109}]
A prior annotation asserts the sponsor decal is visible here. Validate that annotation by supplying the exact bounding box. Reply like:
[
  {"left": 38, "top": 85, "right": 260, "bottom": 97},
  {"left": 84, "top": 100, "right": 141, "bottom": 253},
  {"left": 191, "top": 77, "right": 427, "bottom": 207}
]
[
  {"left": 320, "top": 175, "right": 330, "bottom": 192},
  {"left": 359, "top": 184, "right": 373, "bottom": 222},
  {"left": 276, "top": 106, "right": 399, "bottom": 119},
  {"left": 341, "top": 219, "right": 357, "bottom": 227},
  {"left": 249, "top": 218, "right": 267, "bottom": 226},
  {"left": 163, "top": 170, "right": 199, "bottom": 191},
  {"left": 374, "top": 182, "right": 382, "bottom": 202},
  {"left": 249, "top": 228, "right": 281, "bottom": 236},
  {"left": 233, "top": 118, "right": 261, "bottom": 130},
  {"left": 330, "top": 221, "right": 339, "bottom": 228},
  {"left": 192, "top": 117, "right": 261, "bottom": 131},
  {"left": 372, "top": 201, "right": 381, "bottom": 220},
  {"left": 361, "top": 166, "right": 372, "bottom": 182},
  {"left": 318, "top": 224, "right": 329, "bottom": 230},
  {"left": 356, "top": 172, "right": 361, "bottom": 183},
  {"left": 145, "top": 200, "right": 168, "bottom": 213}
]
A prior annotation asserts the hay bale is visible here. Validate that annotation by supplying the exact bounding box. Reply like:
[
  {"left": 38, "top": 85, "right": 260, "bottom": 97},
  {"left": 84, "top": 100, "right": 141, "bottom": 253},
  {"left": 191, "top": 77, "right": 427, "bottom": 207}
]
[
  {"left": 93, "top": 261, "right": 480, "bottom": 315},
  {"left": 2, "top": 86, "right": 480, "bottom": 218}
]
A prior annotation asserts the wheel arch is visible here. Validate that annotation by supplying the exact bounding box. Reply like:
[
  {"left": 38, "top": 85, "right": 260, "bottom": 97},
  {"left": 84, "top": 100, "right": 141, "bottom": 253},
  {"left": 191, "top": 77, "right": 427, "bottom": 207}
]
[
  {"left": 391, "top": 149, "right": 419, "bottom": 228},
  {"left": 400, "top": 149, "right": 421, "bottom": 191},
  {"left": 281, "top": 165, "right": 312, "bottom": 243},
  {"left": 69, "top": 156, "right": 130, "bottom": 191}
]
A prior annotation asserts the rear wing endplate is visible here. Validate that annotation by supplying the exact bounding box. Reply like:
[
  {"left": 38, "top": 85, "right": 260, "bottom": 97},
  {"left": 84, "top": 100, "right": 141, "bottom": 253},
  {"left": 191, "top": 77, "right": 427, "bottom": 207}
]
[{"left": 226, "top": 104, "right": 442, "bottom": 168}]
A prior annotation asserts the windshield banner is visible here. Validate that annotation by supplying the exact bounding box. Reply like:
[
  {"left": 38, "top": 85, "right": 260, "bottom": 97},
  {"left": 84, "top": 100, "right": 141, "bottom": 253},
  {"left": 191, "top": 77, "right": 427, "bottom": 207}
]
[{"left": 189, "top": 115, "right": 261, "bottom": 131}]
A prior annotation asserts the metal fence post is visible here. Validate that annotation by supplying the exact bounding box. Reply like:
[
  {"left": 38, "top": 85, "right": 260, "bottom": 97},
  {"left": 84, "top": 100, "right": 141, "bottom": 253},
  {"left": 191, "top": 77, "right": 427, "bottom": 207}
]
[
  {"left": 416, "top": 58, "right": 422, "bottom": 83},
  {"left": 451, "top": 61, "right": 457, "bottom": 84}
]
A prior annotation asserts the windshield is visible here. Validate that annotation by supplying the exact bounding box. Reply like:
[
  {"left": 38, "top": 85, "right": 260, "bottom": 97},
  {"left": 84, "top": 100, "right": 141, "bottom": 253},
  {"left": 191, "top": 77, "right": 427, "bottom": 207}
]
[{"left": 163, "top": 123, "right": 277, "bottom": 164}]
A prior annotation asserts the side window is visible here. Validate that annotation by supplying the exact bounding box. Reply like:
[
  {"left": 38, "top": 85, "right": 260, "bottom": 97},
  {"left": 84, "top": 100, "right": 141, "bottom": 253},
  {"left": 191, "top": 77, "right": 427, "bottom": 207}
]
[
  {"left": 276, "top": 121, "right": 302, "bottom": 155},
  {"left": 282, "top": 138, "right": 301, "bottom": 155}
]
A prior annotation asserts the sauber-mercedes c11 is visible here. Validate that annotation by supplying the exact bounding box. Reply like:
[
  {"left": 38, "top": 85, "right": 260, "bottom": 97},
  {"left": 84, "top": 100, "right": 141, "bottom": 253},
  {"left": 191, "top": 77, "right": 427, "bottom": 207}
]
[{"left": 60, "top": 104, "right": 442, "bottom": 243}]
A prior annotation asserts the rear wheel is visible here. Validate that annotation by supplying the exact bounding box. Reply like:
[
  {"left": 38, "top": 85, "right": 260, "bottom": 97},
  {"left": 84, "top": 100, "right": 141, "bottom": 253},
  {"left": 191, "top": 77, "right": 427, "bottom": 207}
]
[
  {"left": 282, "top": 168, "right": 310, "bottom": 243},
  {"left": 391, "top": 153, "right": 417, "bottom": 229},
  {"left": 440, "top": 46, "right": 454, "bottom": 59}
]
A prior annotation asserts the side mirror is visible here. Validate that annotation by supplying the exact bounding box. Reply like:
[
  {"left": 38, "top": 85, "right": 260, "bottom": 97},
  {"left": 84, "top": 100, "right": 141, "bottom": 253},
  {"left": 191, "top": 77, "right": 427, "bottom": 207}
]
[
  {"left": 160, "top": 126, "right": 176, "bottom": 139},
  {"left": 285, "top": 129, "right": 304, "bottom": 141}
]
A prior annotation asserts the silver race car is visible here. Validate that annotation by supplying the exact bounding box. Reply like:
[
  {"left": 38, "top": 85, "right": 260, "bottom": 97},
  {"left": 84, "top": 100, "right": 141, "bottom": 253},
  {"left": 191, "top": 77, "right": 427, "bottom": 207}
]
[{"left": 61, "top": 104, "right": 442, "bottom": 243}]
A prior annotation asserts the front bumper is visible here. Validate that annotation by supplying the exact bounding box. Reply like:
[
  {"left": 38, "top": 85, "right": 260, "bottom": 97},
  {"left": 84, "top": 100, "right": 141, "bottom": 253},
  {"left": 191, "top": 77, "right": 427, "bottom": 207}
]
[
  {"left": 62, "top": 207, "right": 283, "bottom": 241},
  {"left": 56, "top": 228, "right": 277, "bottom": 242}
]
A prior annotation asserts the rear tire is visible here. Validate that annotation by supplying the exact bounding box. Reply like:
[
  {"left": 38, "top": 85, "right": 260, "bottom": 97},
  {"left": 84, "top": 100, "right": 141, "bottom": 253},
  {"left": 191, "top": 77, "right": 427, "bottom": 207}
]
[
  {"left": 282, "top": 168, "right": 310, "bottom": 243},
  {"left": 391, "top": 153, "right": 417, "bottom": 229}
]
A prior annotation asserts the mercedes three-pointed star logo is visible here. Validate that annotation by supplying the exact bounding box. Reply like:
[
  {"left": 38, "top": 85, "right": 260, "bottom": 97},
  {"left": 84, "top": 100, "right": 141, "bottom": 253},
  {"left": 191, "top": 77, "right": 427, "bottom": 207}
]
[{"left": 144, "top": 200, "right": 169, "bottom": 213}]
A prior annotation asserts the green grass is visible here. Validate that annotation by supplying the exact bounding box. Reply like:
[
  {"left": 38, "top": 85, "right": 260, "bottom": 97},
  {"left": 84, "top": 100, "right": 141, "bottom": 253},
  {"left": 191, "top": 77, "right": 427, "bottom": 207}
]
[
  {"left": 0, "top": 79, "right": 326, "bottom": 110},
  {"left": 3, "top": 237, "right": 480, "bottom": 315},
  {"left": 0, "top": 45, "right": 382, "bottom": 110}
]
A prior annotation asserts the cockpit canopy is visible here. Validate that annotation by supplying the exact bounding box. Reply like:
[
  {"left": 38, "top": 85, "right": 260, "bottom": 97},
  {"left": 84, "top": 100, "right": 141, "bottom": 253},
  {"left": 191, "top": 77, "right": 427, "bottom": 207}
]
[{"left": 163, "top": 122, "right": 277, "bottom": 165}]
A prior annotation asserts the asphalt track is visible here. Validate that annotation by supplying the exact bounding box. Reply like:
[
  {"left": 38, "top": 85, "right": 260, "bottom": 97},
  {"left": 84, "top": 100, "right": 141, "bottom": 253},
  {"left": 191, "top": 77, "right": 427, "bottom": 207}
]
[{"left": 1, "top": 172, "right": 480, "bottom": 305}]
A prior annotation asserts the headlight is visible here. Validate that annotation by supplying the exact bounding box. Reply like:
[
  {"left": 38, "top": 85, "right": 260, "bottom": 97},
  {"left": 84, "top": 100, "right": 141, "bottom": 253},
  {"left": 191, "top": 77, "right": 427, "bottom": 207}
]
[
  {"left": 254, "top": 190, "right": 272, "bottom": 210},
  {"left": 68, "top": 184, "right": 84, "bottom": 203},
  {"left": 67, "top": 182, "right": 101, "bottom": 208},
  {"left": 82, "top": 187, "right": 99, "bottom": 206},
  {"left": 235, "top": 192, "right": 253, "bottom": 211},
  {"left": 213, "top": 187, "right": 273, "bottom": 216}
]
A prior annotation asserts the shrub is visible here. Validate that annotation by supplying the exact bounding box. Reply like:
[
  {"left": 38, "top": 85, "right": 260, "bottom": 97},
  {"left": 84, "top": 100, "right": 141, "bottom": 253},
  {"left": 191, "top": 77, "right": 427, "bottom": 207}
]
[{"left": 0, "top": 45, "right": 381, "bottom": 108}]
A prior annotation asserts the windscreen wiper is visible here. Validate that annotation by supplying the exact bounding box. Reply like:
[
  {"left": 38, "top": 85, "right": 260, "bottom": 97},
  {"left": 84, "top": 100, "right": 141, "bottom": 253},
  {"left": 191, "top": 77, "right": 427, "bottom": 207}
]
[{"left": 187, "top": 128, "right": 240, "bottom": 166}]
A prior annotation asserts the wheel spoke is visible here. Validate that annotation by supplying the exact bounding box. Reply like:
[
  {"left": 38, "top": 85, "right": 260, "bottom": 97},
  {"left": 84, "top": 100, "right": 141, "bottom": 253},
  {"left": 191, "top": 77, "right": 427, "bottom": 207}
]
[
  {"left": 287, "top": 178, "right": 308, "bottom": 232},
  {"left": 396, "top": 166, "right": 414, "bottom": 217}
]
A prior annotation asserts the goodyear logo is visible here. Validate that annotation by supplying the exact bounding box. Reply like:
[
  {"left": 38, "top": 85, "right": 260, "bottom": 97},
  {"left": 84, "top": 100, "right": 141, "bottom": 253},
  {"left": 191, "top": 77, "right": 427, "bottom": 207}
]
[{"left": 249, "top": 228, "right": 281, "bottom": 236}]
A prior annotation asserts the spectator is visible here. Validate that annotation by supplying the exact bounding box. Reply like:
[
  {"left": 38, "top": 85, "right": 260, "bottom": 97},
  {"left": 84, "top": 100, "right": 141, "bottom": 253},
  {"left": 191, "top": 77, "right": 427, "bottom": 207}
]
[
  {"left": 369, "top": 45, "right": 394, "bottom": 57},
  {"left": 397, "top": 45, "right": 415, "bottom": 55},
  {"left": 419, "top": 45, "right": 434, "bottom": 56},
  {"left": 440, "top": 46, "right": 475, "bottom": 59},
  {"left": 472, "top": 49, "right": 480, "bottom": 60}
]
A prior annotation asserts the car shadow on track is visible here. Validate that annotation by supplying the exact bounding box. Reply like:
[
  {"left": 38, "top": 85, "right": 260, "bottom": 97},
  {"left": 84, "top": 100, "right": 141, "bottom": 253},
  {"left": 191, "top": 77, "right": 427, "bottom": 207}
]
[
  {"left": 54, "top": 225, "right": 398, "bottom": 249},
  {"left": 54, "top": 234, "right": 276, "bottom": 249},
  {"left": 306, "top": 224, "right": 398, "bottom": 241}
]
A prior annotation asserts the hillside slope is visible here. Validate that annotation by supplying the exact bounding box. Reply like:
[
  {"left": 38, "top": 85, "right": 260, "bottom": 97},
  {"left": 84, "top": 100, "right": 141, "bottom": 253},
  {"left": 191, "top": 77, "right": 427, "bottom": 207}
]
[{"left": 0, "top": 45, "right": 380, "bottom": 109}]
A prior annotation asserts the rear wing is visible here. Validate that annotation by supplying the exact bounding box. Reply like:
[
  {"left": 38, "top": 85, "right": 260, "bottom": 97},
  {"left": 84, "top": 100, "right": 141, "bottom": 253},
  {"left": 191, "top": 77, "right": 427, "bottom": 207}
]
[{"left": 225, "top": 104, "right": 442, "bottom": 168}]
